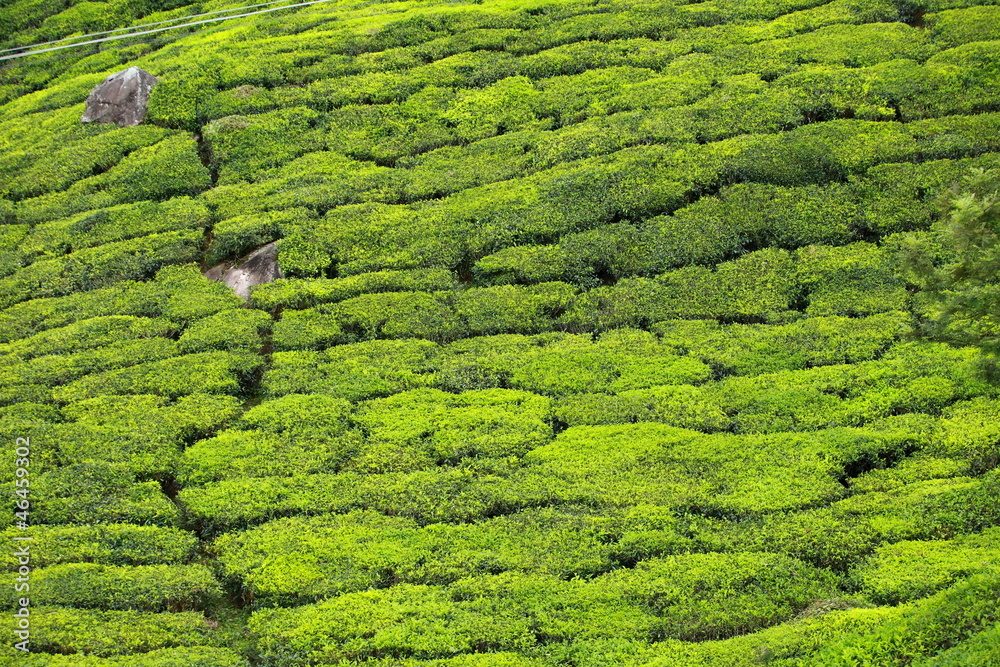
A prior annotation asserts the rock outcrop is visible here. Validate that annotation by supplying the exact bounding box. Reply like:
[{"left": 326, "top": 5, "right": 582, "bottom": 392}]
[
  {"left": 81, "top": 67, "right": 157, "bottom": 127},
  {"left": 205, "top": 242, "right": 284, "bottom": 300}
]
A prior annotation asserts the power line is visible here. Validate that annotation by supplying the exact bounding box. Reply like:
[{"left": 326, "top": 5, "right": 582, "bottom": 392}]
[
  {"left": 0, "top": 0, "right": 340, "bottom": 62},
  {"left": 0, "top": 0, "right": 307, "bottom": 55}
]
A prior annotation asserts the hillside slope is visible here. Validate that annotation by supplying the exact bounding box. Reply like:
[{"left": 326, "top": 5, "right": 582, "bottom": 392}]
[{"left": 2, "top": 0, "right": 1000, "bottom": 665}]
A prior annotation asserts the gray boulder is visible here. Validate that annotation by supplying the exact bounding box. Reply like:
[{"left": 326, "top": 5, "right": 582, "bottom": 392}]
[
  {"left": 205, "top": 242, "right": 284, "bottom": 300},
  {"left": 81, "top": 66, "right": 157, "bottom": 127}
]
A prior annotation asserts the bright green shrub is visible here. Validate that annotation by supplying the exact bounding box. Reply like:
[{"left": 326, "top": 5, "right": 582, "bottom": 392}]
[
  {"left": 6, "top": 125, "right": 171, "bottom": 200},
  {"left": 264, "top": 339, "right": 442, "bottom": 401},
  {"left": 271, "top": 307, "right": 346, "bottom": 350},
  {"left": 349, "top": 388, "right": 552, "bottom": 471},
  {"left": 0, "top": 524, "right": 197, "bottom": 568},
  {"left": 560, "top": 248, "right": 798, "bottom": 330},
  {"left": 0, "top": 337, "right": 179, "bottom": 390},
  {"left": 178, "top": 428, "right": 358, "bottom": 484},
  {"left": 804, "top": 569, "right": 1000, "bottom": 667},
  {"left": 796, "top": 242, "right": 908, "bottom": 316},
  {"left": 20, "top": 197, "right": 208, "bottom": 263},
  {"left": 241, "top": 393, "right": 352, "bottom": 436},
  {"left": 655, "top": 312, "right": 908, "bottom": 376},
  {"left": 912, "top": 623, "right": 1000, "bottom": 667},
  {"left": 33, "top": 394, "right": 239, "bottom": 475},
  {"left": 215, "top": 507, "right": 674, "bottom": 604},
  {"left": 0, "top": 563, "right": 221, "bottom": 611},
  {"left": 854, "top": 527, "right": 1000, "bottom": 603},
  {"left": 554, "top": 385, "right": 730, "bottom": 431},
  {"left": 249, "top": 269, "right": 456, "bottom": 311},
  {"left": 0, "top": 229, "right": 202, "bottom": 309},
  {"left": 508, "top": 329, "right": 712, "bottom": 395},
  {"left": 145, "top": 75, "right": 218, "bottom": 132},
  {"left": 178, "top": 308, "right": 271, "bottom": 353},
  {"left": 453, "top": 282, "right": 576, "bottom": 336},
  {"left": 927, "top": 6, "right": 1000, "bottom": 46},
  {"left": 931, "top": 398, "right": 1000, "bottom": 472},
  {"left": 3, "top": 646, "right": 249, "bottom": 667},
  {"left": 51, "top": 351, "right": 264, "bottom": 402},
  {"left": 203, "top": 107, "right": 324, "bottom": 184},
  {"left": 854, "top": 155, "right": 1000, "bottom": 235},
  {"left": 206, "top": 209, "right": 302, "bottom": 266},
  {"left": 18, "top": 134, "right": 212, "bottom": 224},
  {"left": 604, "top": 552, "right": 839, "bottom": 640},
  {"left": 331, "top": 291, "right": 463, "bottom": 342},
  {"left": 0, "top": 314, "right": 163, "bottom": 365},
  {"left": 444, "top": 75, "right": 543, "bottom": 141},
  {"left": 30, "top": 463, "right": 180, "bottom": 526},
  {"left": 28, "top": 607, "right": 209, "bottom": 657}
]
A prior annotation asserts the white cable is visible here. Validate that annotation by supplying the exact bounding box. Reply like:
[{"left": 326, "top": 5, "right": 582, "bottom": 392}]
[
  {"left": 0, "top": 0, "right": 340, "bottom": 61},
  {"left": 0, "top": 0, "right": 305, "bottom": 55}
]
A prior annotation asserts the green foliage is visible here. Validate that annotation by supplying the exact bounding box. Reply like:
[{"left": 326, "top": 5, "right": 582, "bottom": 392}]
[
  {"left": 898, "top": 169, "right": 1000, "bottom": 354},
  {"left": 0, "top": 524, "right": 197, "bottom": 568},
  {"left": 250, "top": 269, "right": 456, "bottom": 311},
  {"left": 27, "top": 463, "right": 180, "bottom": 526},
  {"left": 51, "top": 351, "right": 264, "bottom": 402},
  {"left": 178, "top": 308, "right": 271, "bottom": 353},
  {"left": 0, "top": 263, "right": 243, "bottom": 343},
  {"left": 28, "top": 607, "right": 209, "bottom": 657},
  {"left": 854, "top": 527, "right": 1000, "bottom": 604},
  {"left": 0, "top": 229, "right": 203, "bottom": 309},
  {"left": 804, "top": 569, "right": 1000, "bottom": 667},
  {"left": 796, "top": 242, "right": 908, "bottom": 316},
  {"left": 248, "top": 553, "right": 834, "bottom": 662},
  {"left": 18, "top": 134, "right": 212, "bottom": 223},
  {"left": 0, "top": 563, "right": 221, "bottom": 611}
]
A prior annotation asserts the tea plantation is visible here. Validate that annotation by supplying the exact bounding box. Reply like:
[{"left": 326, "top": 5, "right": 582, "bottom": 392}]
[{"left": 2, "top": 0, "right": 1000, "bottom": 664}]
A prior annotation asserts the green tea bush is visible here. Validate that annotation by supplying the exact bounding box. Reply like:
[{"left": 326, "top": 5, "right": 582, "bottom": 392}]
[
  {"left": 178, "top": 428, "right": 357, "bottom": 484},
  {"left": 2, "top": 646, "right": 249, "bottom": 667},
  {"left": 49, "top": 393, "right": 241, "bottom": 474},
  {"left": 0, "top": 264, "right": 242, "bottom": 342},
  {"left": 203, "top": 108, "right": 324, "bottom": 185},
  {"left": 29, "top": 463, "right": 180, "bottom": 526},
  {"left": 796, "top": 242, "right": 908, "bottom": 316},
  {"left": 178, "top": 308, "right": 271, "bottom": 353},
  {"left": 206, "top": 209, "right": 305, "bottom": 266},
  {"left": 854, "top": 527, "right": 1000, "bottom": 603},
  {"left": 927, "top": 6, "right": 1000, "bottom": 46},
  {"left": 0, "top": 524, "right": 197, "bottom": 568},
  {"left": 0, "top": 563, "right": 221, "bottom": 611},
  {"left": 605, "top": 552, "right": 839, "bottom": 640},
  {"left": 560, "top": 248, "right": 798, "bottom": 330},
  {"left": 654, "top": 311, "right": 908, "bottom": 376},
  {"left": 349, "top": 388, "right": 552, "bottom": 471},
  {"left": 930, "top": 398, "right": 1000, "bottom": 473},
  {"left": 0, "top": 337, "right": 179, "bottom": 390},
  {"left": 5, "top": 125, "right": 171, "bottom": 200},
  {"left": 18, "top": 197, "right": 209, "bottom": 263},
  {"left": 214, "top": 507, "right": 678, "bottom": 605},
  {"left": 264, "top": 339, "right": 442, "bottom": 401},
  {"left": 0, "top": 314, "right": 172, "bottom": 360},
  {"left": 28, "top": 607, "right": 209, "bottom": 657},
  {"left": 0, "top": 229, "right": 202, "bottom": 309},
  {"left": 804, "top": 569, "right": 1000, "bottom": 667},
  {"left": 17, "top": 134, "right": 212, "bottom": 224},
  {"left": 250, "top": 269, "right": 456, "bottom": 311},
  {"left": 51, "top": 351, "right": 264, "bottom": 402}
]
